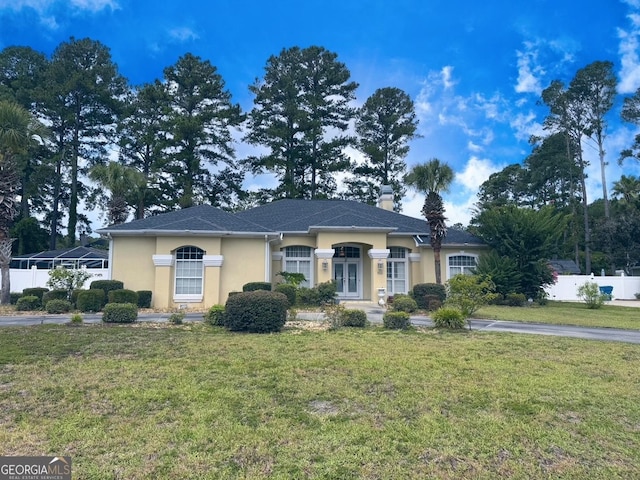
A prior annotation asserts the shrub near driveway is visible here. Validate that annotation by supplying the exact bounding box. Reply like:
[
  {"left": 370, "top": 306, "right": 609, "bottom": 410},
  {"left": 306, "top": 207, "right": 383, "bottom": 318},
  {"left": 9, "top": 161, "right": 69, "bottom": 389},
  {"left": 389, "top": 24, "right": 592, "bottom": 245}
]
[{"left": 102, "top": 303, "right": 138, "bottom": 323}]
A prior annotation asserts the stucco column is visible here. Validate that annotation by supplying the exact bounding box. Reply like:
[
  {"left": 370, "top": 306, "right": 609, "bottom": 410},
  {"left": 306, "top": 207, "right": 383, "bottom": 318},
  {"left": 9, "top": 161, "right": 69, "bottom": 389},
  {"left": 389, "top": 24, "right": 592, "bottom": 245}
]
[
  {"left": 314, "top": 248, "right": 335, "bottom": 285},
  {"left": 203, "top": 255, "right": 224, "bottom": 306},
  {"left": 367, "top": 249, "right": 390, "bottom": 301},
  {"left": 152, "top": 254, "right": 173, "bottom": 309}
]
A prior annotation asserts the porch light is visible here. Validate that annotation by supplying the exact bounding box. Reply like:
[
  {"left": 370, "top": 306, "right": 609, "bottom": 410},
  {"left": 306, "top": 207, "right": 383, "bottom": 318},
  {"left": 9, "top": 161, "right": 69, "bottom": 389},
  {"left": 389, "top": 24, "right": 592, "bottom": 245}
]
[
  {"left": 377, "top": 260, "right": 384, "bottom": 274},
  {"left": 322, "top": 259, "right": 328, "bottom": 271}
]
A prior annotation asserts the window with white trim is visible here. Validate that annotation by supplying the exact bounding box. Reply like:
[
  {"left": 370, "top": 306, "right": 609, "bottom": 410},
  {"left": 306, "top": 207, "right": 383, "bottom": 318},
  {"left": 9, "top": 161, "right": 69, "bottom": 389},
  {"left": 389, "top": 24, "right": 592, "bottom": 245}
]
[
  {"left": 447, "top": 254, "right": 477, "bottom": 279},
  {"left": 175, "top": 246, "right": 204, "bottom": 297},
  {"left": 283, "top": 246, "right": 312, "bottom": 288},
  {"left": 387, "top": 247, "right": 408, "bottom": 295}
]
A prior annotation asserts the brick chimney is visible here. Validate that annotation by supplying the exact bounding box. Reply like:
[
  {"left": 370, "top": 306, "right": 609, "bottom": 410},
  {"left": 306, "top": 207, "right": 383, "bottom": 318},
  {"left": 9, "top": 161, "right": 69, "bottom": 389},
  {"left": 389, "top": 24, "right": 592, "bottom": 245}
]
[{"left": 377, "top": 185, "right": 394, "bottom": 211}]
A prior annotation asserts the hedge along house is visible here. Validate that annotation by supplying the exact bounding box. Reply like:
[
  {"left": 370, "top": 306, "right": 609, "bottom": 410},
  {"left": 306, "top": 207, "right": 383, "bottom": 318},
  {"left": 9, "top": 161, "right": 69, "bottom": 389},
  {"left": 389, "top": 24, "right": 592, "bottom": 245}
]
[{"left": 98, "top": 188, "right": 486, "bottom": 309}]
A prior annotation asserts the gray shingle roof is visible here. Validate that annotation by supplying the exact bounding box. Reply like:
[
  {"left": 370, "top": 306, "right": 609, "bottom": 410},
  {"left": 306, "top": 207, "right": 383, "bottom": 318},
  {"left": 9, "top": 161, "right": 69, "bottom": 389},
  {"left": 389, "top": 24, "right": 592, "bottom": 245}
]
[
  {"left": 98, "top": 200, "right": 484, "bottom": 246},
  {"left": 98, "top": 204, "right": 271, "bottom": 234}
]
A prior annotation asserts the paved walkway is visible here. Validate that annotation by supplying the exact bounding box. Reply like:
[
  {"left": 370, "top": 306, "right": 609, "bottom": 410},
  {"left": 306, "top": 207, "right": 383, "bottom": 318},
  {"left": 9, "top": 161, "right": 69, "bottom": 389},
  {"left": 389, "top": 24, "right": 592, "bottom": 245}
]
[{"left": 1, "top": 300, "right": 639, "bottom": 344}]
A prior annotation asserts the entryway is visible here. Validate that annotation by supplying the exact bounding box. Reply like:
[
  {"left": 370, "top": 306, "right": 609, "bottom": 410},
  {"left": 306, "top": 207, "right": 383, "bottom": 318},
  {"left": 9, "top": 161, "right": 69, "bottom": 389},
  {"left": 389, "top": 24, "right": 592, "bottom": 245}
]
[{"left": 333, "top": 245, "right": 362, "bottom": 299}]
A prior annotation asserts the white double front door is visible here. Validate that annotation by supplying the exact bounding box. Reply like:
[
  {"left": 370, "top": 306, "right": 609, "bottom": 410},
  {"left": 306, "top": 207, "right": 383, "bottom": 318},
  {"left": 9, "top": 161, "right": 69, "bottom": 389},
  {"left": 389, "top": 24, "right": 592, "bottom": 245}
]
[{"left": 334, "top": 260, "right": 361, "bottom": 298}]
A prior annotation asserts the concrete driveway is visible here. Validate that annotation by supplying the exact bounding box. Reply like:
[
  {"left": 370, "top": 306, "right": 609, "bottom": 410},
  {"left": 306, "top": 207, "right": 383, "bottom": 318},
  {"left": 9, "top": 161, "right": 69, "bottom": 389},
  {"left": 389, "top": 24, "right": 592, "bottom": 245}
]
[{"left": 1, "top": 304, "right": 639, "bottom": 344}]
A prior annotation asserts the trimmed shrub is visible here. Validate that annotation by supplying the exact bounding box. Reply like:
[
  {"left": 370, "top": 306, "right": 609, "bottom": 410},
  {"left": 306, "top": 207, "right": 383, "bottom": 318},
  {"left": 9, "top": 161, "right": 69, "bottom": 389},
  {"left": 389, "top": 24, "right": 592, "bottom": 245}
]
[
  {"left": 16, "top": 295, "right": 40, "bottom": 311},
  {"left": 10, "top": 292, "right": 22, "bottom": 305},
  {"left": 412, "top": 283, "right": 446, "bottom": 309},
  {"left": 137, "top": 290, "right": 152, "bottom": 308},
  {"left": 224, "top": 290, "right": 288, "bottom": 333},
  {"left": 242, "top": 282, "right": 272, "bottom": 292},
  {"left": 383, "top": 311, "right": 411, "bottom": 330},
  {"left": 102, "top": 302, "right": 138, "bottom": 323},
  {"left": 204, "top": 305, "right": 226, "bottom": 326},
  {"left": 315, "top": 281, "right": 337, "bottom": 304},
  {"left": 505, "top": 293, "right": 527, "bottom": 307},
  {"left": 432, "top": 307, "right": 465, "bottom": 329},
  {"left": 43, "top": 289, "right": 69, "bottom": 304},
  {"left": 77, "top": 289, "right": 105, "bottom": 312},
  {"left": 90, "top": 280, "right": 124, "bottom": 306},
  {"left": 108, "top": 289, "right": 138, "bottom": 305},
  {"left": 297, "top": 287, "right": 320, "bottom": 306},
  {"left": 70, "top": 313, "right": 83, "bottom": 324},
  {"left": 71, "top": 289, "right": 85, "bottom": 307},
  {"left": 341, "top": 309, "right": 368, "bottom": 327},
  {"left": 392, "top": 295, "right": 418, "bottom": 313},
  {"left": 22, "top": 287, "right": 48, "bottom": 302},
  {"left": 274, "top": 283, "right": 297, "bottom": 307},
  {"left": 45, "top": 299, "right": 72, "bottom": 314},
  {"left": 424, "top": 294, "right": 441, "bottom": 311}
]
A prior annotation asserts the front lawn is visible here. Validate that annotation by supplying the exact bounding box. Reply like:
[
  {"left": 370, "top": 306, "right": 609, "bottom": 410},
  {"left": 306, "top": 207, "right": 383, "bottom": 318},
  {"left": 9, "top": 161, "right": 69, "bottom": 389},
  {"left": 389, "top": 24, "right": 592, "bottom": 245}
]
[
  {"left": 1, "top": 323, "right": 639, "bottom": 479},
  {"left": 476, "top": 301, "right": 640, "bottom": 330}
]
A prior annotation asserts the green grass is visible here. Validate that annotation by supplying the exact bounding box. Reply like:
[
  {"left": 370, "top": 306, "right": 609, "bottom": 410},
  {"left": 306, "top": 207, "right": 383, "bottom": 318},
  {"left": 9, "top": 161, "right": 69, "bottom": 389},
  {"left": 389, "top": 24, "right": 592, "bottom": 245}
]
[
  {"left": 476, "top": 301, "right": 640, "bottom": 330},
  {"left": 1, "top": 323, "right": 639, "bottom": 479}
]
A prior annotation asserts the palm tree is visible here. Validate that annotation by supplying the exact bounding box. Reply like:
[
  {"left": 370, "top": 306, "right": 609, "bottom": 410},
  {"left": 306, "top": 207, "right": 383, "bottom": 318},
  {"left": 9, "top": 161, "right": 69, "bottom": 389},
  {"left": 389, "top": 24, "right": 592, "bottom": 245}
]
[
  {"left": 89, "top": 161, "right": 146, "bottom": 225},
  {"left": 612, "top": 175, "right": 640, "bottom": 205},
  {"left": 0, "top": 101, "right": 44, "bottom": 304},
  {"left": 405, "top": 158, "right": 455, "bottom": 284}
]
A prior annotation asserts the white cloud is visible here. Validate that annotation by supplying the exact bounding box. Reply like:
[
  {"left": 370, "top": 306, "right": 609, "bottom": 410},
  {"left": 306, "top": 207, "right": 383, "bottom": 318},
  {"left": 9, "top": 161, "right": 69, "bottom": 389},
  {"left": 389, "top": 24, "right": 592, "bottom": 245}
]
[
  {"left": 0, "top": 0, "right": 118, "bottom": 29},
  {"left": 456, "top": 156, "right": 502, "bottom": 192},
  {"left": 618, "top": 10, "right": 640, "bottom": 94},
  {"left": 515, "top": 41, "right": 545, "bottom": 94},
  {"left": 441, "top": 65, "right": 456, "bottom": 89},
  {"left": 168, "top": 27, "right": 199, "bottom": 42}
]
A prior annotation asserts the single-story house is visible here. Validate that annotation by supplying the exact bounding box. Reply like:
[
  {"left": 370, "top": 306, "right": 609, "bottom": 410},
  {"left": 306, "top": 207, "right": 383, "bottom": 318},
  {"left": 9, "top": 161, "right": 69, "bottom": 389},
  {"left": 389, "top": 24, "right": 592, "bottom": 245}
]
[{"left": 97, "top": 189, "right": 486, "bottom": 309}]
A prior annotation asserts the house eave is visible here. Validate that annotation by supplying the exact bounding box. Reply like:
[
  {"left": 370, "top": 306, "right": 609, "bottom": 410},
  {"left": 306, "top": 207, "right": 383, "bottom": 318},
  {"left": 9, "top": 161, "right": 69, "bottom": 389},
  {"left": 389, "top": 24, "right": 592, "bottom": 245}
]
[
  {"left": 307, "top": 226, "right": 397, "bottom": 234},
  {"left": 97, "top": 228, "right": 277, "bottom": 238}
]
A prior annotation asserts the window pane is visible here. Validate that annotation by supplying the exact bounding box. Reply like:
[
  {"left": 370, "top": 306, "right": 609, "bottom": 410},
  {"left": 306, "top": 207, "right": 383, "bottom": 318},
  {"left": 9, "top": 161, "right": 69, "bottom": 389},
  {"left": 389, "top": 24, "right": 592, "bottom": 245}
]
[{"left": 175, "top": 246, "right": 204, "bottom": 296}]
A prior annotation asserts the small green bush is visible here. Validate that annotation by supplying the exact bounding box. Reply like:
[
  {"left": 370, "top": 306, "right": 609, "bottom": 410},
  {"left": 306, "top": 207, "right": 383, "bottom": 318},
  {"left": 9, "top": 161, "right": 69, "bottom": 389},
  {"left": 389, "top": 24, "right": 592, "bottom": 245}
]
[
  {"left": 204, "top": 305, "right": 226, "bottom": 326},
  {"left": 137, "top": 290, "right": 152, "bottom": 308},
  {"left": 297, "top": 281, "right": 337, "bottom": 307},
  {"left": 70, "top": 313, "right": 83, "bottom": 324},
  {"left": 90, "top": 280, "right": 124, "bottom": 306},
  {"left": 45, "top": 299, "right": 72, "bottom": 314},
  {"left": 412, "top": 283, "right": 446, "bottom": 309},
  {"left": 108, "top": 289, "right": 138, "bottom": 305},
  {"left": 102, "top": 303, "right": 138, "bottom": 323},
  {"left": 274, "top": 283, "right": 297, "bottom": 307},
  {"left": 43, "top": 289, "right": 69, "bottom": 304},
  {"left": 169, "top": 311, "right": 185, "bottom": 324},
  {"left": 383, "top": 311, "right": 411, "bottom": 330},
  {"left": 242, "top": 282, "right": 272, "bottom": 292},
  {"left": 224, "top": 290, "right": 288, "bottom": 333},
  {"left": 22, "top": 287, "right": 48, "bottom": 301},
  {"left": 9, "top": 292, "right": 21, "bottom": 305},
  {"left": 505, "top": 293, "right": 527, "bottom": 307},
  {"left": 577, "top": 282, "right": 605, "bottom": 309},
  {"left": 392, "top": 295, "right": 418, "bottom": 313},
  {"left": 341, "top": 309, "right": 368, "bottom": 327},
  {"left": 432, "top": 307, "right": 465, "bottom": 329},
  {"left": 16, "top": 295, "right": 40, "bottom": 311},
  {"left": 77, "top": 289, "right": 105, "bottom": 312},
  {"left": 296, "top": 287, "right": 320, "bottom": 306}
]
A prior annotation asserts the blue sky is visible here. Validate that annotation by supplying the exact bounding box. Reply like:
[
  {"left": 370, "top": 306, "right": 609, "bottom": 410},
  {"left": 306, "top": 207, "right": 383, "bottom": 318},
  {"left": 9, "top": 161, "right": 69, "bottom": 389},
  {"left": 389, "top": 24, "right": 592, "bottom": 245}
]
[{"left": 2, "top": 0, "right": 640, "bottom": 227}]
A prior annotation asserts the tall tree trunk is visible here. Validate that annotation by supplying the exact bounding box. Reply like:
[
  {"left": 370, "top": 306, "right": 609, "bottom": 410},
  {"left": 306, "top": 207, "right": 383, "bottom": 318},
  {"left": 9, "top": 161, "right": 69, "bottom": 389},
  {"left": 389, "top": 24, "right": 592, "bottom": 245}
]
[
  {"left": 49, "top": 156, "right": 62, "bottom": 250},
  {"left": 67, "top": 128, "right": 79, "bottom": 246},
  {"left": 433, "top": 245, "right": 442, "bottom": 285},
  {"left": 0, "top": 238, "right": 14, "bottom": 305}
]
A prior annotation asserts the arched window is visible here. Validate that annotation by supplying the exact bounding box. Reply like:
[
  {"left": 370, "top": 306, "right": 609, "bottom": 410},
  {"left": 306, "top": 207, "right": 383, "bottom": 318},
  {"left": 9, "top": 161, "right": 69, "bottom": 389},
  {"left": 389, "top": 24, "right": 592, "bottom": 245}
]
[
  {"left": 283, "top": 246, "right": 312, "bottom": 288},
  {"left": 174, "top": 246, "right": 205, "bottom": 297},
  {"left": 447, "top": 254, "right": 478, "bottom": 279},
  {"left": 387, "top": 247, "right": 408, "bottom": 295}
]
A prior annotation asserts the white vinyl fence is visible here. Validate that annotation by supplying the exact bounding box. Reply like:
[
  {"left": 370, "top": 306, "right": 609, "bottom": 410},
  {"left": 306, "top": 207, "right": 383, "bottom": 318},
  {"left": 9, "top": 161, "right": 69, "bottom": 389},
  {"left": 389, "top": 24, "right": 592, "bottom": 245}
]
[
  {"left": 2, "top": 266, "right": 110, "bottom": 293},
  {"left": 544, "top": 274, "right": 640, "bottom": 301}
]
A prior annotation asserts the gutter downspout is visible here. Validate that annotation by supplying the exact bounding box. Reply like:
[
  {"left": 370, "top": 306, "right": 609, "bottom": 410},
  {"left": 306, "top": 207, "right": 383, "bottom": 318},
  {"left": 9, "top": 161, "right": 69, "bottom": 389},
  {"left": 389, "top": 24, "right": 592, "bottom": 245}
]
[
  {"left": 106, "top": 233, "right": 114, "bottom": 280},
  {"left": 265, "top": 233, "right": 283, "bottom": 282}
]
